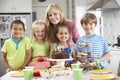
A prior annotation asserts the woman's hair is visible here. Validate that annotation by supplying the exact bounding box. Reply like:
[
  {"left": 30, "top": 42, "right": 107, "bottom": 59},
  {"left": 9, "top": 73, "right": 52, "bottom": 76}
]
[
  {"left": 31, "top": 20, "right": 47, "bottom": 43},
  {"left": 10, "top": 20, "right": 25, "bottom": 30},
  {"left": 45, "top": 3, "right": 66, "bottom": 43},
  {"left": 80, "top": 13, "right": 97, "bottom": 26},
  {"left": 45, "top": 3, "right": 66, "bottom": 27}
]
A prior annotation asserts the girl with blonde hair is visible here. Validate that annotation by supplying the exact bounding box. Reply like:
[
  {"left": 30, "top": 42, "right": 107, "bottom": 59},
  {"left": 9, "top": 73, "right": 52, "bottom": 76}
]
[{"left": 29, "top": 20, "right": 50, "bottom": 70}]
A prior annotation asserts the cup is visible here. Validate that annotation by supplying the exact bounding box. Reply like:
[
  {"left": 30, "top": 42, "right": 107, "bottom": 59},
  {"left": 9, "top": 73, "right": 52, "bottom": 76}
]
[
  {"left": 71, "top": 63, "right": 80, "bottom": 69},
  {"left": 23, "top": 68, "right": 34, "bottom": 80},
  {"left": 73, "top": 69, "right": 82, "bottom": 80}
]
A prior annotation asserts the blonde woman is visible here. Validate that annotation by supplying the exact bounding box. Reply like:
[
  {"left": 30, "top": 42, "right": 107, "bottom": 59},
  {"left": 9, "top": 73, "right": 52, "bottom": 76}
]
[
  {"left": 29, "top": 20, "right": 50, "bottom": 70},
  {"left": 45, "top": 3, "right": 80, "bottom": 44}
]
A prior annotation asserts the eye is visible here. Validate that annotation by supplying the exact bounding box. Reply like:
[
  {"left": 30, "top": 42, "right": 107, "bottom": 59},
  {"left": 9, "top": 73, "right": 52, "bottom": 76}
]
[
  {"left": 19, "top": 28, "right": 23, "bottom": 31},
  {"left": 59, "top": 32, "right": 63, "bottom": 35},
  {"left": 13, "top": 28, "right": 17, "bottom": 30},
  {"left": 65, "top": 32, "right": 68, "bottom": 35},
  {"left": 54, "top": 13, "right": 57, "bottom": 15},
  {"left": 48, "top": 14, "right": 52, "bottom": 17}
]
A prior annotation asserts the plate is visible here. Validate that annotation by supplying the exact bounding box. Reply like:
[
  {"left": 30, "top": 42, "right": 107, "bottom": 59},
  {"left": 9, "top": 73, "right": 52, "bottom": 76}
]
[
  {"left": 90, "top": 74, "right": 116, "bottom": 80},
  {"left": 10, "top": 71, "right": 23, "bottom": 77},
  {"left": 47, "top": 58, "right": 73, "bottom": 61},
  {"left": 89, "top": 70, "right": 112, "bottom": 74}
]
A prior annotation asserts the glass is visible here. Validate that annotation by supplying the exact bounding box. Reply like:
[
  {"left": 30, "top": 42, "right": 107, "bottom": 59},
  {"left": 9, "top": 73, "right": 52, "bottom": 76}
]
[
  {"left": 23, "top": 69, "right": 33, "bottom": 80},
  {"left": 71, "top": 63, "right": 80, "bottom": 69},
  {"left": 73, "top": 69, "right": 83, "bottom": 80}
]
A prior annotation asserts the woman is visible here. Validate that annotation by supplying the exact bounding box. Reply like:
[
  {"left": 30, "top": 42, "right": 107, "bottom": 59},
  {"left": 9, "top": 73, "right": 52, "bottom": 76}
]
[{"left": 45, "top": 3, "right": 80, "bottom": 44}]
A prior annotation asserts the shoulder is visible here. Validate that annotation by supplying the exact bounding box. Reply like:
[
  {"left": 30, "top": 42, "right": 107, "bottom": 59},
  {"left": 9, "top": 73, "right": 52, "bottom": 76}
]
[
  {"left": 66, "top": 20, "right": 75, "bottom": 25},
  {"left": 94, "top": 35, "right": 106, "bottom": 40},
  {"left": 50, "top": 43, "right": 56, "bottom": 47},
  {"left": 22, "top": 37, "right": 30, "bottom": 41},
  {"left": 92, "top": 35, "right": 107, "bottom": 43},
  {"left": 4, "top": 38, "right": 11, "bottom": 44},
  {"left": 76, "top": 36, "right": 84, "bottom": 44}
]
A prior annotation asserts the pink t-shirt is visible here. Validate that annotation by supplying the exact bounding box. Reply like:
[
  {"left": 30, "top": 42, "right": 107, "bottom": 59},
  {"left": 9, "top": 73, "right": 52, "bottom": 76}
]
[{"left": 66, "top": 20, "right": 80, "bottom": 43}]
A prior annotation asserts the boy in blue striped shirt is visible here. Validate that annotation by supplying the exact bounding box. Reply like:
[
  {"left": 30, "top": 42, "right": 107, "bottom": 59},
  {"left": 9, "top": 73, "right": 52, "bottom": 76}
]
[{"left": 76, "top": 13, "right": 110, "bottom": 69}]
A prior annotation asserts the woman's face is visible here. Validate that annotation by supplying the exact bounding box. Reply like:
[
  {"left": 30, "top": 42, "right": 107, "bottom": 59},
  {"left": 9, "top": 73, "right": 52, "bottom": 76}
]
[
  {"left": 48, "top": 8, "right": 60, "bottom": 25},
  {"left": 56, "top": 27, "right": 70, "bottom": 42},
  {"left": 34, "top": 25, "right": 46, "bottom": 40}
]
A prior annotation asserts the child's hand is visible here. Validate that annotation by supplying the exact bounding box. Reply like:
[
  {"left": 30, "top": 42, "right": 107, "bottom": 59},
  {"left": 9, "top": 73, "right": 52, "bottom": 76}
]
[
  {"left": 50, "top": 61, "right": 57, "bottom": 66},
  {"left": 6, "top": 68, "right": 11, "bottom": 72},
  {"left": 89, "top": 62, "right": 97, "bottom": 66},
  {"left": 14, "top": 66, "right": 24, "bottom": 70}
]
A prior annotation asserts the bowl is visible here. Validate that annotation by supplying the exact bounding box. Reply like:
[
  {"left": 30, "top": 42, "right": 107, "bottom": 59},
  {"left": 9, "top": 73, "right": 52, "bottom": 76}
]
[{"left": 25, "top": 66, "right": 34, "bottom": 69}]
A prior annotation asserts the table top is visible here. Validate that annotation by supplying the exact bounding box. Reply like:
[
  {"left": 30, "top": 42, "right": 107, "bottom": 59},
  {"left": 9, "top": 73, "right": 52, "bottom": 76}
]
[
  {"left": 0, "top": 70, "right": 89, "bottom": 80},
  {"left": 0, "top": 70, "right": 119, "bottom": 80}
]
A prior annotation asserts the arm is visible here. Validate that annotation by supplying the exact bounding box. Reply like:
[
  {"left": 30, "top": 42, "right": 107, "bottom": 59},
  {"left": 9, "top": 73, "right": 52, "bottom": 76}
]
[
  {"left": 49, "top": 43, "right": 56, "bottom": 58},
  {"left": 98, "top": 52, "right": 110, "bottom": 61},
  {"left": 71, "top": 47, "right": 77, "bottom": 63},
  {"left": 1, "top": 52, "right": 12, "bottom": 72},
  {"left": 15, "top": 48, "right": 32, "bottom": 70}
]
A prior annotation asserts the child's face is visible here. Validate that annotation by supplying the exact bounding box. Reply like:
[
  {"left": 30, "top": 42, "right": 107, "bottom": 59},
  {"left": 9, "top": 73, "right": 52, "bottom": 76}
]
[
  {"left": 82, "top": 22, "right": 96, "bottom": 35},
  {"left": 56, "top": 27, "right": 70, "bottom": 42},
  {"left": 48, "top": 8, "right": 60, "bottom": 25},
  {"left": 10, "top": 23, "right": 25, "bottom": 40},
  {"left": 34, "top": 25, "right": 46, "bottom": 40}
]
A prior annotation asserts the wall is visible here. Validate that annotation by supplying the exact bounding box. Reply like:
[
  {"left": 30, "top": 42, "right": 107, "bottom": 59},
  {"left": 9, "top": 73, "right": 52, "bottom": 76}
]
[
  {"left": 32, "top": 0, "right": 67, "bottom": 21},
  {"left": 102, "top": 9, "right": 120, "bottom": 44},
  {"left": 75, "top": 0, "right": 103, "bottom": 36}
]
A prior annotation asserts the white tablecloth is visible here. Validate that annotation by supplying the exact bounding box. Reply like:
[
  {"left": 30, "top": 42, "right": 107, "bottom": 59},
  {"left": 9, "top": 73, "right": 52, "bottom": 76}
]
[
  {"left": 1, "top": 71, "right": 120, "bottom": 80},
  {"left": 0, "top": 71, "right": 89, "bottom": 80}
]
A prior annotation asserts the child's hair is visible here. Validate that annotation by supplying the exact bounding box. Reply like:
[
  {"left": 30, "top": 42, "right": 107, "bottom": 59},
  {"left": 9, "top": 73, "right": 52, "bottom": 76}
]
[
  {"left": 55, "top": 23, "right": 71, "bottom": 34},
  {"left": 31, "top": 20, "right": 47, "bottom": 43},
  {"left": 45, "top": 3, "right": 66, "bottom": 27},
  {"left": 10, "top": 20, "right": 25, "bottom": 30},
  {"left": 80, "top": 13, "right": 97, "bottom": 26}
]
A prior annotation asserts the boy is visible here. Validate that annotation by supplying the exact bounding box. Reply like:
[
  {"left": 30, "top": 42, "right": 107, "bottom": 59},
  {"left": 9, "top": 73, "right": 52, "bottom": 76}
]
[
  {"left": 1, "top": 20, "right": 32, "bottom": 72},
  {"left": 76, "top": 13, "right": 110, "bottom": 69}
]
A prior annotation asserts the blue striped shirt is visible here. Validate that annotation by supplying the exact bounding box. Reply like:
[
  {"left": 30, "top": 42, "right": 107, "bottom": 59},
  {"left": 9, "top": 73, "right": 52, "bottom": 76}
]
[{"left": 76, "top": 34, "right": 110, "bottom": 67}]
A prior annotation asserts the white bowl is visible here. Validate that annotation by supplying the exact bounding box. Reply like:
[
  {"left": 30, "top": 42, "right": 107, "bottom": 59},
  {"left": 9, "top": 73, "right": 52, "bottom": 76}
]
[
  {"left": 25, "top": 66, "right": 34, "bottom": 69},
  {"left": 40, "top": 71, "right": 56, "bottom": 79}
]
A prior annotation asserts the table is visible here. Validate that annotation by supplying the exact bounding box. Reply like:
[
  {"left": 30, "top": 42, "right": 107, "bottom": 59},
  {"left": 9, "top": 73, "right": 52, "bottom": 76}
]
[
  {"left": 1, "top": 70, "right": 120, "bottom": 80},
  {"left": 0, "top": 71, "right": 89, "bottom": 80}
]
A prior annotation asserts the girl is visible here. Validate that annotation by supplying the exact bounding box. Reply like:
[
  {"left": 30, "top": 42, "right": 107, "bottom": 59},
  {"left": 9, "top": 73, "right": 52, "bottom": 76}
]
[
  {"left": 45, "top": 3, "right": 80, "bottom": 44},
  {"left": 50, "top": 23, "right": 77, "bottom": 66},
  {"left": 29, "top": 20, "right": 50, "bottom": 70},
  {"left": 1, "top": 20, "right": 32, "bottom": 72}
]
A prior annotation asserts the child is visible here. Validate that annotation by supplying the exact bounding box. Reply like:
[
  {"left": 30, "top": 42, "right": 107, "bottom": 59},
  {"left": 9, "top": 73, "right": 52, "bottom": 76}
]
[
  {"left": 1, "top": 20, "right": 32, "bottom": 72},
  {"left": 76, "top": 13, "right": 110, "bottom": 69},
  {"left": 29, "top": 20, "right": 50, "bottom": 70},
  {"left": 50, "top": 23, "right": 77, "bottom": 66}
]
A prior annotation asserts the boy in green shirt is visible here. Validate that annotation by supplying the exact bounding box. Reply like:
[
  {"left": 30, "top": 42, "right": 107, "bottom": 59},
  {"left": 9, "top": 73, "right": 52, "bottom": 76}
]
[{"left": 1, "top": 20, "right": 32, "bottom": 72}]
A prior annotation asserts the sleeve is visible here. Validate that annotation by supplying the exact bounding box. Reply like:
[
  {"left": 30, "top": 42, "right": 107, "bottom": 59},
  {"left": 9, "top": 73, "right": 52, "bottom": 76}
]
[
  {"left": 1, "top": 40, "right": 7, "bottom": 53},
  {"left": 102, "top": 38, "right": 110, "bottom": 54},
  {"left": 67, "top": 20, "right": 80, "bottom": 43},
  {"left": 25, "top": 37, "right": 32, "bottom": 50},
  {"left": 75, "top": 39, "right": 81, "bottom": 56}
]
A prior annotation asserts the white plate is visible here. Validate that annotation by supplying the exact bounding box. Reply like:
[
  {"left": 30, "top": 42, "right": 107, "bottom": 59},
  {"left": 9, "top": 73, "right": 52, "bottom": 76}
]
[
  {"left": 47, "top": 58, "right": 73, "bottom": 61},
  {"left": 10, "top": 71, "right": 23, "bottom": 77}
]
